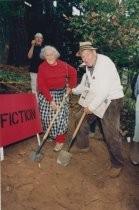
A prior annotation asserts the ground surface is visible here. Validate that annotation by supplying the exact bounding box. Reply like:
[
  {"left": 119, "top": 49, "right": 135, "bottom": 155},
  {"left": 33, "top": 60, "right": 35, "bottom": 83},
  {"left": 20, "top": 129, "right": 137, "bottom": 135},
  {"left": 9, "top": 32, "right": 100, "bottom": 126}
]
[
  {"left": 1, "top": 100, "right": 139, "bottom": 210},
  {"left": 1, "top": 66, "right": 139, "bottom": 210}
]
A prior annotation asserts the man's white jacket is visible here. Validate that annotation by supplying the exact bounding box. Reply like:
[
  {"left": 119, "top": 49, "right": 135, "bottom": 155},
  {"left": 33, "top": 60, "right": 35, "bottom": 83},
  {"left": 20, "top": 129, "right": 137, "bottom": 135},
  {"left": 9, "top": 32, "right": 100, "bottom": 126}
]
[{"left": 72, "top": 54, "right": 124, "bottom": 118}]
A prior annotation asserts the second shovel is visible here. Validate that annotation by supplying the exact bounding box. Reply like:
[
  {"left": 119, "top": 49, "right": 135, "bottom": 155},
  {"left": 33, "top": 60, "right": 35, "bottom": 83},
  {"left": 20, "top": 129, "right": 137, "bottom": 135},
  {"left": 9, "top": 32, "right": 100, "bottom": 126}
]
[{"left": 57, "top": 112, "right": 86, "bottom": 166}]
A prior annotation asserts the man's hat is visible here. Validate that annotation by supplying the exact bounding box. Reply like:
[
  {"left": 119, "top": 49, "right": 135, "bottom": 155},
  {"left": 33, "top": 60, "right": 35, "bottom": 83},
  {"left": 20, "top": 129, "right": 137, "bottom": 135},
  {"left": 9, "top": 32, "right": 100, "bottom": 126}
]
[{"left": 76, "top": 41, "right": 97, "bottom": 56}]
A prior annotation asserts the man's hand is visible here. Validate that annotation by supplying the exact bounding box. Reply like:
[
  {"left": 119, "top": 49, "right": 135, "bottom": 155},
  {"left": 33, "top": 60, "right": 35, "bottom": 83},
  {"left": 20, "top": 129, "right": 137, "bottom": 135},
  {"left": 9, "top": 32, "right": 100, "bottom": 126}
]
[
  {"left": 84, "top": 107, "right": 92, "bottom": 114},
  {"left": 31, "top": 40, "right": 36, "bottom": 46}
]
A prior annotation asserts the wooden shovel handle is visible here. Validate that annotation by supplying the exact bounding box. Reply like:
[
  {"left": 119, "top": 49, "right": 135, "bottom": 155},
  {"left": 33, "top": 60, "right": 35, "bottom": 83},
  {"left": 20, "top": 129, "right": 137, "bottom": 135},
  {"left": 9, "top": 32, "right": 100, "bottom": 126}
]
[{"left": 71, "top": 112, "right": 86, "bottom": 140}]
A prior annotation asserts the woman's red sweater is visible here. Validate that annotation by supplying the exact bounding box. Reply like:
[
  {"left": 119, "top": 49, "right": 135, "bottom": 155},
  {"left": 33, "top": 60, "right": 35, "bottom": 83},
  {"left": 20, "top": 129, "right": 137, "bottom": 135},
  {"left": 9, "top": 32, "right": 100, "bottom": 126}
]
[{"left": 37, "top": 59, "right": 77, "bottom": 102}]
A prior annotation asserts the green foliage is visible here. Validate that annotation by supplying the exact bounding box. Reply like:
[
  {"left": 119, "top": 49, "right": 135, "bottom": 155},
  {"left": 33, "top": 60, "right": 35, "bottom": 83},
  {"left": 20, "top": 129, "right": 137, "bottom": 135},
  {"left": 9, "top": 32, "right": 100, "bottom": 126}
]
[
  {"left": 0, "top": 70, "right": 30, "bottom": 83},
  {"left": 0, "top": 67, "right": 31, "bottom": 93},
  {"left": 70, "top": 0, "right": 139, "bottom": 70},
  {"left": 0, "top": 1, "right": 25, "bottom": 19}
]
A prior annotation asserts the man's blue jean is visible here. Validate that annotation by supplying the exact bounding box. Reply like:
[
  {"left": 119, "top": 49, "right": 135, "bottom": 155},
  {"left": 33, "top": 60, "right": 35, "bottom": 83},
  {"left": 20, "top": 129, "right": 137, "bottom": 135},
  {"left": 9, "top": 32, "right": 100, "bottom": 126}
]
[
  {"left": 133, "top": 95, "right": 139, "bottom": 142},
  {"left": 74, "top": 98, "right": 124, "bottom": 167}
]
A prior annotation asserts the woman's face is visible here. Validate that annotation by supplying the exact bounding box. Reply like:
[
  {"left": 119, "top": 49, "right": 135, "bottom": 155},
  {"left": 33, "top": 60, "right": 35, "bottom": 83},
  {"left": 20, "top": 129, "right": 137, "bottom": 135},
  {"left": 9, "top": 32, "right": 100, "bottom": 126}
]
[{"left": 44, "top": 49, "right": 57, "bottom": 65}]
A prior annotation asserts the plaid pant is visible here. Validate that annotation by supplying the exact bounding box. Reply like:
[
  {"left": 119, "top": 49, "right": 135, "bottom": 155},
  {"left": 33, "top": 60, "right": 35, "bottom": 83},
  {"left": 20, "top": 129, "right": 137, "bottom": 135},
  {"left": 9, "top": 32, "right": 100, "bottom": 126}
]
[{"left": 38, "top": 88, "right": 69, "bottom": 139}]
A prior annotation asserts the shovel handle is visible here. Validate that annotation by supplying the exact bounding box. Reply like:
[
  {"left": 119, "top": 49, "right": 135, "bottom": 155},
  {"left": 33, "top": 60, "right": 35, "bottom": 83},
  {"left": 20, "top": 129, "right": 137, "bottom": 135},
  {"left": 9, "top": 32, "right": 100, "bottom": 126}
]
[
  {"left": 71, "top": 112, "right": 86, "bottom": 141},
  {"left": 35, "top": 94, "right": 67, "bottom": 154}
]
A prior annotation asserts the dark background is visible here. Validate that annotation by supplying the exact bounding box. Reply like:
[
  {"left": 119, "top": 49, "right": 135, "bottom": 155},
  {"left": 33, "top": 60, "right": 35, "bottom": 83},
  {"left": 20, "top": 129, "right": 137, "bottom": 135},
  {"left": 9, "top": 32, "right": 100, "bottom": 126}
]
[{"left": 0, "top": 0, "right": 81, "bottom": 68}]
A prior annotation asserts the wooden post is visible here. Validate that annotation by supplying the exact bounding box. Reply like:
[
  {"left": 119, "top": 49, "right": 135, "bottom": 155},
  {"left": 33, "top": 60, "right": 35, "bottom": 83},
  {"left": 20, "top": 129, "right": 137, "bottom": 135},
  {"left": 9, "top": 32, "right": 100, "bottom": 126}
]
[{"left": 0, "top": 147, "right": 4, "bottom": 161}]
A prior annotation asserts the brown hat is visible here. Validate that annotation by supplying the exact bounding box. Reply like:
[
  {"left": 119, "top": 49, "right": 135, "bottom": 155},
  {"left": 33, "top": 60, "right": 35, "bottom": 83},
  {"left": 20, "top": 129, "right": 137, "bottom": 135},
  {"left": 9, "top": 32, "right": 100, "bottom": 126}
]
[{"left": 76, "top": 41, "right": 97, "bottom": 56}]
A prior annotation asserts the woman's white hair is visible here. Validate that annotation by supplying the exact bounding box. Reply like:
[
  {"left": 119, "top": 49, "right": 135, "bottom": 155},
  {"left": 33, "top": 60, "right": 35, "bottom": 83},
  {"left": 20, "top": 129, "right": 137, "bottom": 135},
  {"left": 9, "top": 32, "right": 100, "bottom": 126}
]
[{"left": 40, "top": 45, "right": 60, "bottom": 60}]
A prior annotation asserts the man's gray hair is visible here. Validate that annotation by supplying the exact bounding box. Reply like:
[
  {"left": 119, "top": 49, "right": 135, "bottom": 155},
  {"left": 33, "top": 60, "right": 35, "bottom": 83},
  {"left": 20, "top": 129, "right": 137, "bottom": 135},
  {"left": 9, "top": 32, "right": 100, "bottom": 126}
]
[
  {"left": 34, "top": 33, "right": 43, "bottom": 38},
  {"left": 40, "top": 46, "right": 60, "bottom": 60}
]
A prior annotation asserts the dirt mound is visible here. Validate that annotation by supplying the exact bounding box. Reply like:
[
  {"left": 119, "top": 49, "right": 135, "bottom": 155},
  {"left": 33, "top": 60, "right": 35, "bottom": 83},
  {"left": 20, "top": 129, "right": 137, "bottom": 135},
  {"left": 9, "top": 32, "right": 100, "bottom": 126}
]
[{"left": 1, "top": 135, "right": 139, "bottom": 210}]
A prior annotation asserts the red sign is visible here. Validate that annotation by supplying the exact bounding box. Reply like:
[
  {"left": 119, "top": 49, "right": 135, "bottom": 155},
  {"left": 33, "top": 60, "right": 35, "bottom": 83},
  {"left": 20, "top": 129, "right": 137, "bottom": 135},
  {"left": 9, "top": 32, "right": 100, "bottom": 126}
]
[{"left": 0, "top": 93, "right": 43, "bottom": 147}]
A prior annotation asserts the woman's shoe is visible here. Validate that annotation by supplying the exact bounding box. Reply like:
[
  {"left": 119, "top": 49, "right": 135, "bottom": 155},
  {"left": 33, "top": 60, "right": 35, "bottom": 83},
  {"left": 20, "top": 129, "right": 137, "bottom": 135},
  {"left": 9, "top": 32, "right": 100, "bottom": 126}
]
[{"left": 53, "top": 143, "right": 64, "bottom": 152}]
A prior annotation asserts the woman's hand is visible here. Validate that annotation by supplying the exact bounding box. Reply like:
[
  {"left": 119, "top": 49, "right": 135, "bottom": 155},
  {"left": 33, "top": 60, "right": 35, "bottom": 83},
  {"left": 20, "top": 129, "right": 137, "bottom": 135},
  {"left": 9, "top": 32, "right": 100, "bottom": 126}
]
[
  {"left": 50, "top": 101, "right": 58, "bottom": 110},
  {"left": 66, "top": 87, "right": 72, "bottom": 96}
]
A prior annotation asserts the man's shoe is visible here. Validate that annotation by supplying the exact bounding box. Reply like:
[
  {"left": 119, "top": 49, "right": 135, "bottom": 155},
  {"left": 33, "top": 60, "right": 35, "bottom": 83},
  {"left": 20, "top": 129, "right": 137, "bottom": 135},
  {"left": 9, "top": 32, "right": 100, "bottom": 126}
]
[
  {"left": 109, "top": 166, "right": 122, "bottom": 178},
  {"left": 70, "top": 145, "right": 90, "bottom": 154},
  {"left": 131, "top": 161, "right": 139, "bottom": 165},
  {"left": 53, "top": 143, "right": 64, "bottom": 152},
  {"left": 130, "top": 141, "right": 139, "bottom": 165}
]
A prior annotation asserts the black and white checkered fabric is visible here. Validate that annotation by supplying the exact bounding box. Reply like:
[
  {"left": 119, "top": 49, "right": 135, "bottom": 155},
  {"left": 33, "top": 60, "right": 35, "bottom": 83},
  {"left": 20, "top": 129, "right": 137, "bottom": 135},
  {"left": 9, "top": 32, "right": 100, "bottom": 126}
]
[{"left": 38, "top": 88, "right": 69, "bottom": 139}]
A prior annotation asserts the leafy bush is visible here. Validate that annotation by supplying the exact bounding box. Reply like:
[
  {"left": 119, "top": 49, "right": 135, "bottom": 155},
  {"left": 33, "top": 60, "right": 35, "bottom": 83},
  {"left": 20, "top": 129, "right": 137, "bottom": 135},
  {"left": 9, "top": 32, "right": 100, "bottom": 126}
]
[{"left": 70, "top": 0, "right": 139, "bottom": 71}]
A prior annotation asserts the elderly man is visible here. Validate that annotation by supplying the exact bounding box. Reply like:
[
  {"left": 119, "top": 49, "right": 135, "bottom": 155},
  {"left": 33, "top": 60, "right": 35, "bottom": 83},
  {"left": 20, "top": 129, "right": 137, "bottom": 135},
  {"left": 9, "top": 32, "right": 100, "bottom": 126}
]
[{"left": 72, "top": 41, "right": 124, "bottom": 178}]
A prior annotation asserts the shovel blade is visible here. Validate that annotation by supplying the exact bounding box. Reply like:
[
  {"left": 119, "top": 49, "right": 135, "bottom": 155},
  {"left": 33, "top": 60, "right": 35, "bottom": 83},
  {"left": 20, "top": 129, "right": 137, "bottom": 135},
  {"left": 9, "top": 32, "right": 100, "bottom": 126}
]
[
  {"left": 57, "top": 150, "right": 72, "bottom": 167},
  {"left": 29, "top": 151, "right": 44, "bottom": 161}
]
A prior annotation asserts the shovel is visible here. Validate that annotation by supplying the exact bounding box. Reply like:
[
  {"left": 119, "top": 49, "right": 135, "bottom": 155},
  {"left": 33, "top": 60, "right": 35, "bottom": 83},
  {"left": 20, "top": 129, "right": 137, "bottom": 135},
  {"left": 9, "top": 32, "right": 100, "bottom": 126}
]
[
  {"left": 57, "top": 112, "right": 86, "bottom": 166},
  {"left": 29, "top": 94, "right": 67, "bottom": 161}
]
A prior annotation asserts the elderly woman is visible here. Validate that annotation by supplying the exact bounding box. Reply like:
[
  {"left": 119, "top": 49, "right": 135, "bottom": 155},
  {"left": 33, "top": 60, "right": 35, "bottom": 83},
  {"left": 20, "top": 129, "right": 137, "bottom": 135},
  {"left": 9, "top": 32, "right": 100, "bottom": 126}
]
[{"left": 37, "top": 46, "right": 77, "bottom": 151}]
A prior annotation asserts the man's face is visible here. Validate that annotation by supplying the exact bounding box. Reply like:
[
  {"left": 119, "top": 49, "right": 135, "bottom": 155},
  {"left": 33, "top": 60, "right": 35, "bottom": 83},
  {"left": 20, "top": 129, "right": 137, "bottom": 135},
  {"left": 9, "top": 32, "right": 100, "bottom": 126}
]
[
  {"left": 35, "top": 37, "right": 43, "bottom": 46},
  {"left": 80, "top": 49, "right": 96, "bottom": 67}
]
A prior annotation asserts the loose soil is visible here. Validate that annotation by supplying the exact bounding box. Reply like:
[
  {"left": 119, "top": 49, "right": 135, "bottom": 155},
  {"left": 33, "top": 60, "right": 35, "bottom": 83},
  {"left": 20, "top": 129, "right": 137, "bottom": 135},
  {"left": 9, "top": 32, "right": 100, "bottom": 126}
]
[
  {"left": 1, "top": 66, "right": 139, "bottom": 210},
  {"left": 1, "top": 100, "right": 139, "bottom": 210}
]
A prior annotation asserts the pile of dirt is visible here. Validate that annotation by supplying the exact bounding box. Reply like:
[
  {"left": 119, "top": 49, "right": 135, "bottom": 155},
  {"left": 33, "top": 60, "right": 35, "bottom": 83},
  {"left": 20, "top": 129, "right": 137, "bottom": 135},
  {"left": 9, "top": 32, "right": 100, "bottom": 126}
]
[{"left": 0, "top": 65, "right": 30, "bottom": 94}]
